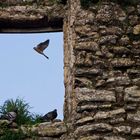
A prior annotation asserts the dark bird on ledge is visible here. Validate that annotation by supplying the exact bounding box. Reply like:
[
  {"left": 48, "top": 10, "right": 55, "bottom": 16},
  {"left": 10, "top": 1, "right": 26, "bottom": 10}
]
[
  {"left": 41, "top": 109, "right": 57, "bottom": 122},
  {"left": 33, "top": 39, "right": 50, "bottom": 59},
  {"left": 0, "top": 108, "right": 18, "bottom": 123}
]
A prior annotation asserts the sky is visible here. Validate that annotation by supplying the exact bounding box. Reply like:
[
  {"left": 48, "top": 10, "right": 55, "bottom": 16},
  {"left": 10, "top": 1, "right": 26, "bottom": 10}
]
[{"left": 0, "top": 32, "right": 64, "bottom": 120}]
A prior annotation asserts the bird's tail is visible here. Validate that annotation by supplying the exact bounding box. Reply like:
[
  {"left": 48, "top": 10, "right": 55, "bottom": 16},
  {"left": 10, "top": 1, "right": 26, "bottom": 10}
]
[{"left": 42, "top": 53, "right": 49, "bottom": 59}]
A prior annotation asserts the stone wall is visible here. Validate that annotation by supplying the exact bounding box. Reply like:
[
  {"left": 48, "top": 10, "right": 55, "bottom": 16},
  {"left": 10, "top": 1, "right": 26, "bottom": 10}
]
[
  {"left": 0, "top": 0, "right": 65, "bottom": 32},
  {"left": 0, "top": 0, "right": 140, "bottom": 139},
  {"left": 0, "top": 120, "right": 67, "bottom": 140},
  {"left": 63, "top": 0, "right": 140, "bottom": 139}
]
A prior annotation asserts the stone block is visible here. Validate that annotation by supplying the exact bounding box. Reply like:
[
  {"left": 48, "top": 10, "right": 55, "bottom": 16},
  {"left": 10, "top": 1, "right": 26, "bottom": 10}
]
[
  {"left": 103, "top": 136, "right": 126, "bottom": 140},
  {"left": 21, "top": 122, "right": 67, "bottom": 137},
  {"left": 127, "top": 111, "right": 140, "bottom": 123},
  {"left": 99, "top": 35, "right": 118, "bottom": 45},
  {"left": 93, "top": 108, "right": 125, "bottom": 120},
  {"left": 75, "top": 88, "right": 116, "bottom": 104},
  {"left": 77, "top": 104, "right": 112, "bottom": 112},
  {"left": 113, "top": 126, "right": 131, "bottom": 134},
  {"left": 75, "top": 41, "right": 99, "bottom": 51},
  {"left": 75, "top": 68, "right": 103, "bottom": 77},
  {"left": 74, "top": 123, "right": 113, "bottom": 136},
  {"left": 124, "top": 86, "right": 140, "bottom": 102},
  {"left": 132, "top": 127, "right": 140, "bottom": 136},
  {"left": 76, "top": 117, "right": 94, "bottom": 126},
  {"left": 111, "top": 58, "right": 135, "bottom": 68},
  {"left": 133, "top": 24, "right": 140, "bottom": 35}
]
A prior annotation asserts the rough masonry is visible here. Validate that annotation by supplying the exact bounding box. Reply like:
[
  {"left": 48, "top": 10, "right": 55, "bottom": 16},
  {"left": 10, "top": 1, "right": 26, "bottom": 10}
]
[{"left": 0, "top": 0, "right": 140, "bottom": 140}]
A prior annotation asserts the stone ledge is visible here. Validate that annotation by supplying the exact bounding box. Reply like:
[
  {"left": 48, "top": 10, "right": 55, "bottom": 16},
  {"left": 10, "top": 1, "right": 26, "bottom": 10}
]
[
  {"left": 0, "top": 121, "right": 67, "bottom": 138},
  {"left": 21, "top": 122, "right": 67, "bottom": 137},
  {"left": 0, "top": 2, "right": 66, "bottom": 32}
]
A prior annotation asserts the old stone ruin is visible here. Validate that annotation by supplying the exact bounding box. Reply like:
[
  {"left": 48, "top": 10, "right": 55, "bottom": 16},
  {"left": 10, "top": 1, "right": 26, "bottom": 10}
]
[{"left": 0, "top": 0, "right": 140, "bottom": 139}]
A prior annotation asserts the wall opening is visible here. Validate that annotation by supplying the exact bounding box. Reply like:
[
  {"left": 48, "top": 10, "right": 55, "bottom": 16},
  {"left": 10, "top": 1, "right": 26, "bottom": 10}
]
[{"left": 0, "top": 32, "right": 64, "bottom": 120}]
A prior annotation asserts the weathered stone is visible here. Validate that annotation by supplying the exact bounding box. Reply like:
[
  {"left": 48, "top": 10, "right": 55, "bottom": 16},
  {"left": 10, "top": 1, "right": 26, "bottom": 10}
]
[
  {"left": 128, "top": 15, "right": 139, "bottom": 25},
  {"left": 126, "top": 6, "right": 135, "bottom": 14},
  {"left": 133, "top": 24, "right": 140, "bottom": 35},
  {"left": 99, "top": 26, "right": 124, "bottom": 36},
  {"left": 106, "top": 76, "right": 130, "bottom": 86},
  {"left": 75, "top": 77, "right": 92, "bottom": 88},
  {"left": 96, "top": 4, "right": 113, "bottom": 23},
  {"left": 84, "top": 53, "right": 93, "bottom": 66},
  {"left": 75, "top": 123, "right": 113, "bottom": 136},
  {"left": 95, "top": 51, "right": 103, "bottom": 57},
  {"left": 115, "top": 86, "right": 124, "bottom": 93},
  {"left": 75, "top": 25, "right": 92, "bottom": 33},
  {"left": 111, "top": 58, "right": 135, "bottom": 67},
  {"left": 127, "top": 111, "right": 140, "bottom": 123},
  {"left": 75, "top": 51, "right": 86, "bottom": 65},
  {"left": 75, "top": 51, "right": 93, "bottom": 67},
  {"left": 96, "top": 2, "right": 126, "bottom": 22},
  {"left": 93, "top": 109, "right": 125, "bottom": 120},
  {"left": 78, "top": 136, "right": 100, "bottom": 140},
  {"left": 125, "top": 103, "right": 138, "bottom": 111},
  {"left": 76, "top": 117, "right": 94, "bottom": 125},
  {"left": 103, "top": 136, "right": 126, "bottom": 140},
  {"left": 75, "top": 25, "right": 99, "bottom": 38},
  {"left": 132, "top": 127, "right": 140, "bottom": 136},
  {"left": 132, "top": 40, "right": 140, "bottom": 47},
  {"left": 76, "top": 10, "right": 95, "bottom": 22},
  {"left": 124, "top": 86, "right": 140, "bottom": 102},
  {"left": 75, "top": 88, "right": 116, "bottom": 103},
  {"left": 113, "top": 126, "right": 131, "bottom": 134},
  {"left": 21, "top": 122, "right": 67, "bottom": 137},
  {"left": 132, "top": 78, "right": 140, "bottom": 86},
  {"left": 95, "top": 80, "right": 106, "bottom": 87},
  {"left": 100, "top": 45, "right": 114, "bottom": 58},
  {"left": 0, "top": 0, "right": 35, "bottom": 5},
  {"left": 94, "top": 60, "right": 109, "bottom": 69},
  {"left": 75, "top": 68, "right": 103, "bottom": 77},
  {"left": 99, "top": 35, "right": 118, "bottom": 45},
  {"left": 75, "top": 42, "right": 99, "bottom": 51},
  {"left": 77, "top": 104, "right": 112, "bottom": 112},
  {"left": 119, "top": 35, "right": 130, "bottom": 45},
  {"left": 132, "top": 41, "right": 140, "bottom": 55},
  {"left": 127, "top": 69, "right": 140, "bottom": 75},
  {"left": 109, "top": 46, "right": 131, "bottom": 55},
  {"left": 109, "top": 117, "right": 125, "bottom": 124},
  {"left": 25, "top": 137, "right": 60, "bottom": 140},
  {"left": 137, "top": 5, "right": 140, "bottom": 14},
  {"left": 114, "top": 5, "right": 126, "bottom": 21}
]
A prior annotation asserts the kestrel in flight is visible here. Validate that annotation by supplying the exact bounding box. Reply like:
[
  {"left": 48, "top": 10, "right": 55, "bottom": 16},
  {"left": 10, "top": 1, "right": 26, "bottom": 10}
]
[{"left": 33, "top": 39, "right": 50, "bottom": 59}]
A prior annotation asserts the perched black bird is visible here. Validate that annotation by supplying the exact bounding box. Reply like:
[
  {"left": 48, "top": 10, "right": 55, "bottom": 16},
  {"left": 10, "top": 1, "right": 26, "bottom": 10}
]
[
  {"left": 41, "top": 109, "right": 57, "bottom": 122},
  {"left": 0, "top": 108, "right": 18, "bottom": 123},
  {"left": 33, "top": 39, "right": 50, "bottom": 59}
]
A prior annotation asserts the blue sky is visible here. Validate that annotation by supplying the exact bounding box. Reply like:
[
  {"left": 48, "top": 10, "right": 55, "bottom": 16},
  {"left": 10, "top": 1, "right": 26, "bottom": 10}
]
[{"left": 0, "top": 32, "right": 64, "bottom": 119}]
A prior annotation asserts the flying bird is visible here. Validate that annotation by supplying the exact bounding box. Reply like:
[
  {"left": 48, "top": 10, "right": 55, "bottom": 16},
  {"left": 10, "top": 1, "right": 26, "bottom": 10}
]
[
  {"left": 41, "top": 109, "right": 57, "bottom": 122},
  {"left": 0, "top": 108, "right": 18, "bottom": 123},
  {"left": 33, "top": 39, "right": 50, "bottom": 59}
]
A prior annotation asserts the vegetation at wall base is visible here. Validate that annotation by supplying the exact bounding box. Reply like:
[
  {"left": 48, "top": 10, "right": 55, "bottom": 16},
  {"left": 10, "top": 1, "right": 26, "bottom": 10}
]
[
  {"left": 0, "top": 98, "right": 44, "bottom": 140},
  {"left": 0, "top": 129, "right": 26, "bottom": 140},
  {"left": 0, "top": 98, "right": 43, "bottom": 126}
]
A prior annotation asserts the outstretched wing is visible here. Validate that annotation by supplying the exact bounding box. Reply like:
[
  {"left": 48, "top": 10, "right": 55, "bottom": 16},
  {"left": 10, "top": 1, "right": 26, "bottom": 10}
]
[{"left": 37, "top": 39, "right": 50, "bottom": 52}]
